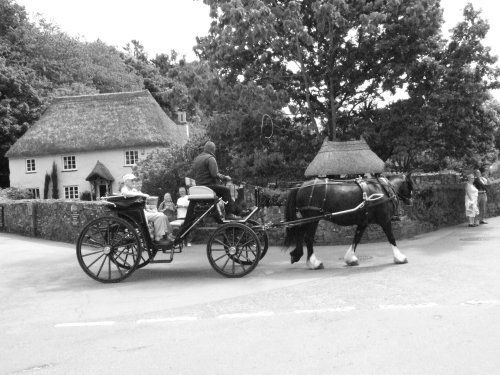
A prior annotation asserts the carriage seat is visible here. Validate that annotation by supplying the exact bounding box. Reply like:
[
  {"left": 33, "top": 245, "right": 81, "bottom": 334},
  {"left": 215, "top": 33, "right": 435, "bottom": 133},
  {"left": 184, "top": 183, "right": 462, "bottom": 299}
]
[{"left": 187, "top": 186, "right": 217, "bottom": 200}]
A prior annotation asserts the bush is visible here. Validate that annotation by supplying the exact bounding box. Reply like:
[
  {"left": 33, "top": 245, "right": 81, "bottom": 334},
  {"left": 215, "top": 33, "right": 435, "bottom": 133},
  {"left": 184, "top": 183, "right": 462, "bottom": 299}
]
[
  {"left": 80, "top": 191, "right": 92, "bottom": 201},
  {"left": 0, "top": 187, "right": 33, "bottom": 200}
]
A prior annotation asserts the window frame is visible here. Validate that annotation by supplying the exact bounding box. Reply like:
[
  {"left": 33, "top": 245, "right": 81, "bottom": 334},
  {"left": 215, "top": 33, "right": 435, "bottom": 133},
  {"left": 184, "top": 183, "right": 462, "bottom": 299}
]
[
  {"left": 62, "top": 155, "right": 77, "bottom": 171},
  {"left": 124, "top": 150, "right": 139, "bottom": 166},
  {"left": 64, "top": 185, "right": 79, "bottom": 199},
  {"left": 28, "top": 188, "right": 40, "bottom": 199},
  {"left": 25, "top": 159, "right": 36, "bottom": 173}
]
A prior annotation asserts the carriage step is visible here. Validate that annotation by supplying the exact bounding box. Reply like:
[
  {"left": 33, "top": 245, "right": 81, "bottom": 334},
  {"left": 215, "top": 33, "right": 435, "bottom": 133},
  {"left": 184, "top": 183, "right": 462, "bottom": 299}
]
[{"left": 150, "top": 259, "right": 174, "bottom": 264}]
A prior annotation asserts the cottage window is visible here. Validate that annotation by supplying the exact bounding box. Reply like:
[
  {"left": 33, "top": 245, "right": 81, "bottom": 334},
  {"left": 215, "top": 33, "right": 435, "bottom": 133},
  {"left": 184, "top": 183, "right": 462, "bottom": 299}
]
[
  {"left": 63, "top": 156, "right": 77, "bottom": 171},
  {"left": 125, "top": 150, "right": 139, "bottom": 166},
  {"left": 64, "top": 185, "right": 79, "bottom": 199},
  {"left": 28, "top": 188, "right": 40, "bottom": 199},
  {"left": 26, "top": 159, "right": 36, "bottom": 173}
]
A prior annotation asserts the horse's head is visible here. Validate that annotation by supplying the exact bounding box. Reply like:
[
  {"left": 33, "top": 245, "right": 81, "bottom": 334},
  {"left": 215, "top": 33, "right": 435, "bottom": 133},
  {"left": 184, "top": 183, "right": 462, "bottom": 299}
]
[{"left": 387, "top": 173, "right": 413, "bottom": 205}]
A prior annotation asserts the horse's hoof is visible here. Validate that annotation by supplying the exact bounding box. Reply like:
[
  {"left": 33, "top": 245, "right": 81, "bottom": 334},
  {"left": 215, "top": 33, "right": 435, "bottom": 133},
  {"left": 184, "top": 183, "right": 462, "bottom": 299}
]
[
  {"left": 307, "top": 261, "right": 324, "bottom": 270},
  {"left": 394, "top": 257, "right": 408, "bottom": 264},
  {"left": 345, "top": 260, "right": 359, "bottom": 266},
  {"left": 291, "top": 256, "right": 300, "bottom": 264}
]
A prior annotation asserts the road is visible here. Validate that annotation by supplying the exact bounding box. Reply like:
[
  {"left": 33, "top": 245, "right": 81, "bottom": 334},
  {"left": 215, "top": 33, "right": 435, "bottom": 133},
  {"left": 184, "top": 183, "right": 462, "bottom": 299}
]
[{"left": 1, "top": 218, "right": 500, "bottom": 375}]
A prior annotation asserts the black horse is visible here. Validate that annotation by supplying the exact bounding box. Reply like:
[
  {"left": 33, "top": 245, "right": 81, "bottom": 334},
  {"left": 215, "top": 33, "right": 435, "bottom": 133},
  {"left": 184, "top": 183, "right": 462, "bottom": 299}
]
[{"left": 284, "top": 174, "right": 413, "bottom": 269}]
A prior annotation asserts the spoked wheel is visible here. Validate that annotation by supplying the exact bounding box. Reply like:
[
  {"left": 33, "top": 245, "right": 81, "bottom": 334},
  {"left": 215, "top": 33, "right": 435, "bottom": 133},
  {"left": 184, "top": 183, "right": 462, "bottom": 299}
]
[
  {"left": 245, "top": 219, "right": 269, "bottom": 260},
  {"left": 76, "top": 216, "right": 142, "bottom": 283},
  {"left": 207, "top": 222, "right": 261, "bottom": 278}
]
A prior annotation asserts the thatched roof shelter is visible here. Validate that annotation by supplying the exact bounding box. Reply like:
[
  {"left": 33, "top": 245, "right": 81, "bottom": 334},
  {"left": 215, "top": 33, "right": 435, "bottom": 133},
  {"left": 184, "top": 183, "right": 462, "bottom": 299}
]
[
  {"left": 86, "top": 161, "right": 114, "bottom": 181},
  {"left": 304, "top": 138, "right": 385, "bottom": 177},
  {"left": 6, "top": 90, "right": 188, "bottom": 158}
]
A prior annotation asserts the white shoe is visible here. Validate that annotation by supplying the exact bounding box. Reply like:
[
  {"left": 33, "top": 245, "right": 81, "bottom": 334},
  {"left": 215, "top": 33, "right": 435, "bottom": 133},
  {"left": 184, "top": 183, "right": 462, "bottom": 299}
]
[{"left": 187, "top": 242, "right": 192, "bottom": 247}]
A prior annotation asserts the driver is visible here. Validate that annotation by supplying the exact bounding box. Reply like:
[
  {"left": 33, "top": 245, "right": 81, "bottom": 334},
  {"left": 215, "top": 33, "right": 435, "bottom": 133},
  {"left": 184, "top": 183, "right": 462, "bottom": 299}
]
[{"left": 190, "top": 141, "right": 241, "bottom": 220}]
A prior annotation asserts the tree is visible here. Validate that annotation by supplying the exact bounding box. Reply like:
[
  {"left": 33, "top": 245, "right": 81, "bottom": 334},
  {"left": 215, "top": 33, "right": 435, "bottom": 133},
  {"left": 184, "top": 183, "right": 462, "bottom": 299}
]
[
  {"left": 196, "top": 0, "right": 443, "bottom": 140},
  {"left": 363, "top": 3, "right": 500, "bottom": 171},
  {"left": 51, "top": 161, "right": 58, "bottom": 199}
]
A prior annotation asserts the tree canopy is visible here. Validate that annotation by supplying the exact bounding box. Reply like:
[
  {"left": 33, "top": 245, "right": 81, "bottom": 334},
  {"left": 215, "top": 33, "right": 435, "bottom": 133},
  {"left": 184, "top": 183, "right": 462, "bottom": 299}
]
[{"left": 196, "top": 0, "right": 443, "bottom": 140}]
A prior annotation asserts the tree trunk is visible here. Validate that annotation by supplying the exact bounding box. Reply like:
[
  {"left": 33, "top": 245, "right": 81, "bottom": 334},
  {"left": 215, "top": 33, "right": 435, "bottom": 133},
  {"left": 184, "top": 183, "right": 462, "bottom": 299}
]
[{"left": 329, "top": 76, "right": 337, "bottom": 141}]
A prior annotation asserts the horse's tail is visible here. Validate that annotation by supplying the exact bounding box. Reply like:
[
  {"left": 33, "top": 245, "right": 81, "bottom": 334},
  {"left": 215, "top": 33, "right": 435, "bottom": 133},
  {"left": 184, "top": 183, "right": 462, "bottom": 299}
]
[{"left": 284, "top": 187, "right": 301, "bottom": 248}]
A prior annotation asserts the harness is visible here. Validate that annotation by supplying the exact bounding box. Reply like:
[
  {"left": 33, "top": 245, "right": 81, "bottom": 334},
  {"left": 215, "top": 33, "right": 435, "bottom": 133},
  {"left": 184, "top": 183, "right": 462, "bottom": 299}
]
[{"left": 297, "top": 177, "right": 399, "bottom": 214}]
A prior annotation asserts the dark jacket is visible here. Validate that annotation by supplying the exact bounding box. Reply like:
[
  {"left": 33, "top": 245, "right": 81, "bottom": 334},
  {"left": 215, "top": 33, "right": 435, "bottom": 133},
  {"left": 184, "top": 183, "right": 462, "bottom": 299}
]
[
  {"left": 473, "top": 177, "right": 487, "bottom": 192},
  {"left": 191, "top": 151, "right": 222, "bottom": 185}
]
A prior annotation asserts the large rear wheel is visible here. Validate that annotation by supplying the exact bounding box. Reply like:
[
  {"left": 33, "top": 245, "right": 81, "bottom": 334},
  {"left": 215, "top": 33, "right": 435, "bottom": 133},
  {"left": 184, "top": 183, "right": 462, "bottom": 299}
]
[
  {"left": 207, "top": 222, "right": 261, "bottom": 278},
  {"left": 76, "top": 216, "right": 142, "bottom": 283}
]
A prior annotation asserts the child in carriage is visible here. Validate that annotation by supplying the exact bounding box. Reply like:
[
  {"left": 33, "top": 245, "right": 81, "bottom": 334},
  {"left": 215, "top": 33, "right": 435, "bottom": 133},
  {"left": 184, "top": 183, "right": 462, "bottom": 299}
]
[{"left": 121, "top": 174, "right": 175, "bottom": 245}]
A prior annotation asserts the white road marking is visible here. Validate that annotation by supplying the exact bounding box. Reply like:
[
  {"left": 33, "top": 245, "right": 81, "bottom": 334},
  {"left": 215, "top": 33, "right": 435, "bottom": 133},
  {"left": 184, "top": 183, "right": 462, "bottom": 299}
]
[
  {"left": 137, "top": 316, "right": 198, "bottom": 324},
  {"left": 379, "top": 302, "right": 438, "bottom": 310},
  {"left": 294, "top": 306, "right": 356, "bottom": 314},
  {"left": 217, "top": 311, "right": 275, "bottom": 319},
  {"left": 55, "top": 321, "right": 115, "bottom": 328},
  {"left": 53, "top": 300, "right": 500, "bottom": 328},
  {"left": 461, "top": 300, "right": 500, "bottom": 306}
]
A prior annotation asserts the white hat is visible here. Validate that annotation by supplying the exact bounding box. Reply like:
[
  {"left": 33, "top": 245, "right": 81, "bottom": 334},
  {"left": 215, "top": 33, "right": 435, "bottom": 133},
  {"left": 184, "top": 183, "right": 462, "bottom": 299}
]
[{"left": 123, "top": 173, "right": 137, "bottom": 182}]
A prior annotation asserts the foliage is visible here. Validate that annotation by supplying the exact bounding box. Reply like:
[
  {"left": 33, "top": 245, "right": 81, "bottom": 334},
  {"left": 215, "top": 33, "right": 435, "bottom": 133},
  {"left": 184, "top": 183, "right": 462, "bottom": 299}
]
[
  {"left": 0, "top": 186, "right": 32, "bottom": 200},
  {"left": 80, "top": 191, "right": 92, "bottom": 201},
  {"left": 197, "top": 0, "right": 443, "bottom": 140},
  {"left": 133, "top": 135, "right": 209, "bottom": 200},
  {"left": 358, "top": 4, "right": 500, "bottom": 172},
  {"left": 259, "top": 187, "right": 288, "bottom": 207},
  {"left": 43, "top": 172, "right": 50, "bottom": 199}
]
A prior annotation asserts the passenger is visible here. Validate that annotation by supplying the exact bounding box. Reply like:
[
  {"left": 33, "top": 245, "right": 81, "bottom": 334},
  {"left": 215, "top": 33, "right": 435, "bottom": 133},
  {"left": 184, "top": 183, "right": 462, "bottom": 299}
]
[
  {"left": 121, "top": 174, "right": 175, "bottom": 245},
  {"left": 190, "top": 141, "right": 241, "bottom": 220},
  {"left": 158, "top": 192, "right": 176, "bottom": 222},
  {"left": 176, "top": 186, "right": 192, "bottom": 246}
]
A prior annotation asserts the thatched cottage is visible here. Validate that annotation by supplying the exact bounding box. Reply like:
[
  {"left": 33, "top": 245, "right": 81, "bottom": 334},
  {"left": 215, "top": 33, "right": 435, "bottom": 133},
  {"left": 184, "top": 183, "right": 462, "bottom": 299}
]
[{"left": 6, "top": 90, "right": 189, "bottom": 199}]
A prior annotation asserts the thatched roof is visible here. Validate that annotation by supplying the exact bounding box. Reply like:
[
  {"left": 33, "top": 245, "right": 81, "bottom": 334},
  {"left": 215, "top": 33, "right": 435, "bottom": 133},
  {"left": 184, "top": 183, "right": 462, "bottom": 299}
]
[
  {"left": 304, "top": 138, "right": 385, "bottom": 177},
  {"left": 86, "top": 161, "right": 114, "bottom": 181},
  {"left": 6, "top": 90, "right": 189, "bottom": 158}
]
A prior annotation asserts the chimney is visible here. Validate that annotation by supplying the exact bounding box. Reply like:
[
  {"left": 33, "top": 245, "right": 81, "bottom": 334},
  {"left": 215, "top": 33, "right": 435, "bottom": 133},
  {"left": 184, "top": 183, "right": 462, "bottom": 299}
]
[{"left": 177, "top": 111, "right": 187, "bottom": 124}]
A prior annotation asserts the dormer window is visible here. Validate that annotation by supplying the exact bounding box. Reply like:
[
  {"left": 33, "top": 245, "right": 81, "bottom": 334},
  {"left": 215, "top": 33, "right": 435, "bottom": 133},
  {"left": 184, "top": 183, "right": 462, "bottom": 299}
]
[
  {"left": 62, "top": 155, "right": 77, "bottom": 171},
  {"left": 125, "top": 150, "right": 139, "bottom": 166},
  {"left": 26, "top": 159, "right": 36, "bottom": 173}
]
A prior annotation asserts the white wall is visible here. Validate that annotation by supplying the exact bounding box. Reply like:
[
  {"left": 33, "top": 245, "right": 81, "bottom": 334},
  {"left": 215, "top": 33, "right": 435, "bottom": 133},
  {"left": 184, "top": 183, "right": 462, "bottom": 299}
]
[{"left": 9, "top": 147, "right": 160, "bottom": 198}]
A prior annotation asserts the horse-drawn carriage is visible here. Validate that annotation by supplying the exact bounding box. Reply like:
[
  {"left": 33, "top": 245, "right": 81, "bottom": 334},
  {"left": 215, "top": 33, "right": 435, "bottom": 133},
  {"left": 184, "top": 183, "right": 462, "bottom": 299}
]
[
  {"left": 76, "top": 185, "right": 268, "bottom": 283},
  {"left": 76, "top": 174, "right": 413, "bottom": 283}
]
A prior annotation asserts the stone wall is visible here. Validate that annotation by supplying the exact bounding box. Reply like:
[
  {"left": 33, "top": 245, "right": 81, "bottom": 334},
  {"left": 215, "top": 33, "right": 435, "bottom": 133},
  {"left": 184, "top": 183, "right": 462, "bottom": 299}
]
[
  {"left": 0, "top": 200, "right": 109, "bottom": 243},
  {"left": 1, "top": 177, "right": 499, "bottom": 246}
]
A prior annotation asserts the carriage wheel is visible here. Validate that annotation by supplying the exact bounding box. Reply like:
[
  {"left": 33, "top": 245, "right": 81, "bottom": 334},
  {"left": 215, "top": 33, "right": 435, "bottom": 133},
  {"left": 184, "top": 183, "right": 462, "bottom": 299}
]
[
  {"left": 246, "top": 219, "right": 269, "bottom": 260},
  {"left": 76, "top": 216, "right": 142, "bottom": 283},
  {"left": 207, "top": 222, "right": 261, "bottom": 278}
]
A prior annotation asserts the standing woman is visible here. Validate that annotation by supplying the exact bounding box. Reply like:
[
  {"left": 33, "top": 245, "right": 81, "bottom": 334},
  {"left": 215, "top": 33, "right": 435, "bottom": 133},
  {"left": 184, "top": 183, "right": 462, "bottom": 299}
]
[{"left": 465, "top": 173, "right": 479, "bottom": 227}]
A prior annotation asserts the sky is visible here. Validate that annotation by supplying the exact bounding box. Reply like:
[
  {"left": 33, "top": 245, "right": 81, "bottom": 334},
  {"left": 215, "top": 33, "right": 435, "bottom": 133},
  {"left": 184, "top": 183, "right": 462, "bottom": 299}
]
[{"left": 14, "top": 0, "right": 500, "bottom": 62}]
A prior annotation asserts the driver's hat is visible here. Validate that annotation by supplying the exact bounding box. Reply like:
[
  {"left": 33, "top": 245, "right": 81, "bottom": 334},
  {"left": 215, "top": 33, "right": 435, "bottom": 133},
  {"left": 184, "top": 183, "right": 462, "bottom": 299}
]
[{"left": 123, "top": 173, "right": 137, "bottom": 182}]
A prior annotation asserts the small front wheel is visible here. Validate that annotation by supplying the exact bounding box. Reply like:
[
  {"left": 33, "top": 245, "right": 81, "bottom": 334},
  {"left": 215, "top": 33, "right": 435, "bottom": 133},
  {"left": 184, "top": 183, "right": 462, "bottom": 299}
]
[
  {"left": 207, "top": 223, "right": 261, "bottom": 278},
  {"left": 76, "top": 216, "right": 142, "bottom": 283},
  {"left": 245, "top": 219, "right": 269, "bottom": 260}
]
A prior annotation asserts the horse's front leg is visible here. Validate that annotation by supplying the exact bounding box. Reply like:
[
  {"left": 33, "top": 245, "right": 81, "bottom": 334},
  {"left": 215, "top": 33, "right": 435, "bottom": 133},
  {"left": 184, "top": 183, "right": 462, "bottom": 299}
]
[
  {"left": 344, "top": 224, "right": 367, "bottom": 266},
  {"left": 381, "top": 222, "right": 408, "bottom": 264},
  {"left": 305, "top": 222, "right": 323, "bottom": 270}
]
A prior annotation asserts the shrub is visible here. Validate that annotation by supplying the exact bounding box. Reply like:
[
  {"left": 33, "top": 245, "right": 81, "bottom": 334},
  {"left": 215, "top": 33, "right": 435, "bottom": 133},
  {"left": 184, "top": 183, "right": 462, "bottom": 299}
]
[
  {"left": 0, "top": 187, "right": 33, "bottom": 200},
  {"left": 80, "top": 191, "right": 92, "bottom": 201}
]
